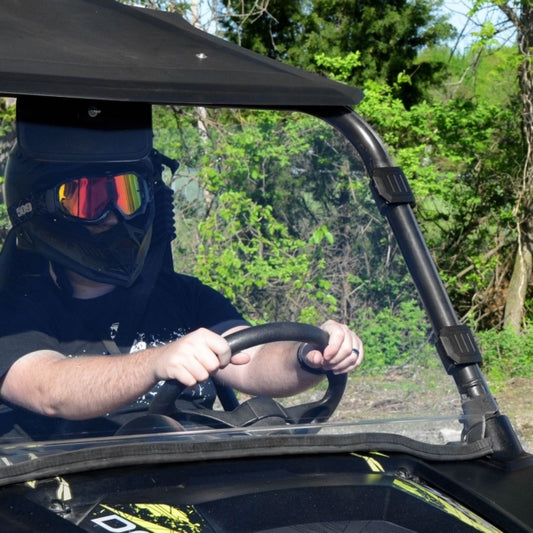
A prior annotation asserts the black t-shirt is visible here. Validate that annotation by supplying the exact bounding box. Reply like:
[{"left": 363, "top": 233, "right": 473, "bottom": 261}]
[{"left": 0, "top": 270, "right": 247, "bottom": 440}]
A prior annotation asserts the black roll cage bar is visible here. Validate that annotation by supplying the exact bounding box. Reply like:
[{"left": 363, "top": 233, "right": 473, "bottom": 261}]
[{"left": 309, "top": 105, "right": 524, "bottom": 460}]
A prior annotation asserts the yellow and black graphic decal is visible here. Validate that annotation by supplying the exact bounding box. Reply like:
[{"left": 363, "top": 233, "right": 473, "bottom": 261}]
[
  {"left": 393, "top": 478, "right": 502, "bottom": 533},
  {"left": 351, "top": 453, "right": 501, "bottom": 533},
  {"left": 351, "top": 451, "right": 387, "bottom": 472},
  {"left": 85, "top": 503, "right": 213, "bottom": 532}
]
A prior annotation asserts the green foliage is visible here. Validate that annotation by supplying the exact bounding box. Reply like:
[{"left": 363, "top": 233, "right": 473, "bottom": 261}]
[
  {"left": 423, "top": 45, "right": 519, "bottom": 107},
  {"left": 194, "top": 190, "right": 336, "bottom": 323},
  {"left": 0, "top": 185, "right": 8, "bottom": 244},
  {"left": 351, "top": 67, "right": 521, "bottom": 327},
  {"left": 477, "top": 325, "right": 533, "bottom": 381},
  {"left": 160, "top": 105, "right": 417, "bottom": 328},
  {"left": 219, "top": 0, "right": 455, "bottom": 107},
  {"left": 153, "top": 106, "right": 349, "bottom": 324},
  {"left": 0, "top": 98, "right": 16, "bottom": 247},
  {"left": 354, "top": 300, "right": 434, "bottom": 373},
  {"left": 313, "top": 52, "right": 363, "bottom": 83}
]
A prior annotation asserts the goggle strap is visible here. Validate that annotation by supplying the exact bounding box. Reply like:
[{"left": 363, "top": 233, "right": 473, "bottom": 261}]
[
  {"left": 44, "top": 188, "right": 58, "bottom": 213},
  {"left": 9, "top": 194, "right": 50, "bottom": 225}
]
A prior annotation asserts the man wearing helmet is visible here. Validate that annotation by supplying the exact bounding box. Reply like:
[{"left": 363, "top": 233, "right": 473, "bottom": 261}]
[{"left": 0, "top": 97, "right": 363, "bottom": 439}]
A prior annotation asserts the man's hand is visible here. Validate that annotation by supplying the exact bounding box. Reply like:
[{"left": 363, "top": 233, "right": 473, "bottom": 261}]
[
  {"left": 301, "top": 320, "right": 364, "bottom": 374},
  {"left": 151, "top": 328, "right": 249, "bottom": 388}
]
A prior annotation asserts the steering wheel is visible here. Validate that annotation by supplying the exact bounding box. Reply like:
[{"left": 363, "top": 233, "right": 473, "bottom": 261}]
[{"left": 148, "top": 322, "right": 347, "bottom": 429}]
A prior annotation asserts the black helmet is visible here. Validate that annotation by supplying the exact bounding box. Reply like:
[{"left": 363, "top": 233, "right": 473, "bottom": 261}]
[{"left": 4, "top": 97, "right": 166, "bottom": 287}]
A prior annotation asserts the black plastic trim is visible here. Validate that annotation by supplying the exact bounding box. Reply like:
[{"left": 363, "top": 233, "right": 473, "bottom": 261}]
[
  {"left": 0, "top": 432, "right": 493, "bottom": 488},
  {"left": 437, "top": 325, "right": 483, "bottom": 368},
  {"left": 372, "top": 167, "right": 416, "bottom": 205}
]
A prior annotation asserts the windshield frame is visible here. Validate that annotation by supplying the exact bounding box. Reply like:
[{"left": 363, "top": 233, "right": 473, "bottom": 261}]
[{"left": 0, "top": 104, "right": 521, "bottom": 480}]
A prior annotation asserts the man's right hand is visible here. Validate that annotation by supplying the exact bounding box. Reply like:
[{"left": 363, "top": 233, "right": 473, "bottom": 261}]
[{"left": 151, "top": 328, "right": 244, "bottom": 387}]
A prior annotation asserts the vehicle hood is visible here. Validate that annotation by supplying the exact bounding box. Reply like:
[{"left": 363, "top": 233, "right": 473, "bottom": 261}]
[{"left": 0, "top": 434, "right": 513, "bottom": 533}]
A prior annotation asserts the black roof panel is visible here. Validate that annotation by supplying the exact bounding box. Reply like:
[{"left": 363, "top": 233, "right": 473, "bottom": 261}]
[{"left": 0, "top": 0, "right": 363, "bottom": 107}]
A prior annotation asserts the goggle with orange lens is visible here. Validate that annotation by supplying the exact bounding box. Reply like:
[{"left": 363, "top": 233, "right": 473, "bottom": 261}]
[{"left": 53, "top": 173, "right": 149, "bottom": 223}]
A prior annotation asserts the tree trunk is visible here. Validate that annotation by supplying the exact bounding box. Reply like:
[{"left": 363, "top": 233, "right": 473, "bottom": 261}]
[{"left": 504, "top": 238, "right": 533, "bottom": 332}]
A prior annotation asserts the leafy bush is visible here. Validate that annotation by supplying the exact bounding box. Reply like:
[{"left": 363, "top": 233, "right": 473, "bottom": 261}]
[
  {"left": 477, "top": 325, "right": 533, "bottom": 381},
  {"left": 353, "top": 299, "right": 434, "bottom": 374},
  {"left": 194, "top": 190, "right": 337, "bottom": 323}
]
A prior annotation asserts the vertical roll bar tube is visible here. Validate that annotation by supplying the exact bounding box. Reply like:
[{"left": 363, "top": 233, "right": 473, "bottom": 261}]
[{"left": 308, "top": 106, "right": 523, "bottom": 456}]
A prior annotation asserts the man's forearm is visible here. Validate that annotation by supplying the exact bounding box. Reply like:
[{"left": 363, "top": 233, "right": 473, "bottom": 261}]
[
  {"left": 215, "top": 341, "right": 323, "bottom": 398},
  {"left": 0, "top": 327, "right": 235, "bottom": 420},
  {"left": 0, "top": 349, "right": 159, "bottom": 419}
]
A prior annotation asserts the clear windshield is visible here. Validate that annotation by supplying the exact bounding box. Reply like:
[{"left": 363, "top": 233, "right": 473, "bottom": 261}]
[{"left": 0, "top": 105, "right": 467, "bottom": 463}]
